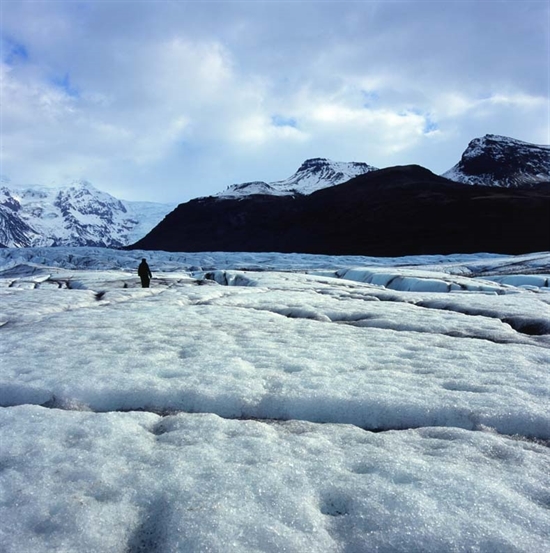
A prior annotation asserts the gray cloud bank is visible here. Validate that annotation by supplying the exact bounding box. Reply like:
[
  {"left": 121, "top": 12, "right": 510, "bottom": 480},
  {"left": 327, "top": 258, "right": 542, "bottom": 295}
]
[{"left": 1, "top": 0, "right": 548, "bottom": 202}]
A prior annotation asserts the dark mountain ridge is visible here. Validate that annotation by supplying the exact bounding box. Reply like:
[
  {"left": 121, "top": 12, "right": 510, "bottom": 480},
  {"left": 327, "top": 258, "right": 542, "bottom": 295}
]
[{"left": 131, "top": 165, "right": 550, "bottom": 256}]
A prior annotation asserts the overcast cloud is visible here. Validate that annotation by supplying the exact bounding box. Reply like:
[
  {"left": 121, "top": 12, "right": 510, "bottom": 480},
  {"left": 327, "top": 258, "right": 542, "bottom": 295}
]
[{"left": 1, "top": 0, "right": 549, "bottom": 202}]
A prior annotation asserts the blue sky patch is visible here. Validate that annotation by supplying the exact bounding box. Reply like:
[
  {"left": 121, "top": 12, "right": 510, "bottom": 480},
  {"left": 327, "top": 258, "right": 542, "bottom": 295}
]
[
  {"left": 423, "top": 119, "right": 439, "bottom": 134},
  {"left": 51, "top": 73, "right": 80, "bottom": 98},
  {"left": 271, "top": 115, "right": 298, "bottom": 128},
  {"left": 362, "top": 90, "right": 379, "bottom": 108},
  {"left": 3, "top": 38, "right": 29, "bottom": 65}
]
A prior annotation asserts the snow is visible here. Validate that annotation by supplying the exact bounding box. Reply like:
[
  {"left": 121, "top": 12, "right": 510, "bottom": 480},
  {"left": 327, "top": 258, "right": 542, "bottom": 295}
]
[
  {"left": 217, "top": 158, "right": 378, "bottom": 198},
  {"left": 1, "top": 247, "right": 549, "bottom": 552},
  {"left": 0, "top": 182, "right": 175, "bottom": 247}
]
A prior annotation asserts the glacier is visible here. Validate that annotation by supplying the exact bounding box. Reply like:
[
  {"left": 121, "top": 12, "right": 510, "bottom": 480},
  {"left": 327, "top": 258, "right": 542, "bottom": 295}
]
[{"left": 0, "top": 247, "right": 549, "bottom": 552}]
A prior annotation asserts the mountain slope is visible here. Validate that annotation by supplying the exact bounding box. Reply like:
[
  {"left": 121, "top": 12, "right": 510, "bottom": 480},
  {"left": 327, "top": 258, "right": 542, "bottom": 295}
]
[
  {"left": 0, "top": 181, "right": 175, "bottom": 248},
  {"left": 131, "top": 165, "right": 550, "bottom": 256},
  {"left": 217, "top": 158, "right": 378, "bottom": 198},
  {"left": 442, "top": 134, "right": 550, "bottom": 188},
  {"left": 0, "top": 199, "right": 41, "bottom": 248}
]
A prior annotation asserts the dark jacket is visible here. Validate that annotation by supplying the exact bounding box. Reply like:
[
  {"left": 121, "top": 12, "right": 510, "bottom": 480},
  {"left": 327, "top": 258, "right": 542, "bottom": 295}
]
[{"left": 138, "top": 261, "right": 152, "bottom": 279}]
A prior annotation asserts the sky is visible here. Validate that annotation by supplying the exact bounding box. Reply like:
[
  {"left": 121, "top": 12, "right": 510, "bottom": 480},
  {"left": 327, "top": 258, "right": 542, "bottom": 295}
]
[
  {"left": 1, "top": 0, "right": 549, "bottom": 203},
  {"left": 1, "top": 248, "right": 549, "bottom": 551}
]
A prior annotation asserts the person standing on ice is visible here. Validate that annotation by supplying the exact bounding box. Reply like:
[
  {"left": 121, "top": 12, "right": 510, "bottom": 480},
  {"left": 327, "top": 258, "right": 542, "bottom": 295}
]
[{"left": 138, "top": 258, "right": 152, "bottom": 288}]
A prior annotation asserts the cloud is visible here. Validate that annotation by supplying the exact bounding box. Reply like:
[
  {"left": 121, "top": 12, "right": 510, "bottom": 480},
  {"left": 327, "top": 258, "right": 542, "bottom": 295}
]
[{"left": 0, "top": 0, "right": 548, "bottom": 202}]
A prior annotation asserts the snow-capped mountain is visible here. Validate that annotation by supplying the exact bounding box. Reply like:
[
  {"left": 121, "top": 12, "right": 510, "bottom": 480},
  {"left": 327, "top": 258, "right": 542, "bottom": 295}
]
[
  {"left": 132, "top": 164, "right": 550, "bottom": 256},
  {"left": 216, "top": 136, "right": 549, "bottom": 199},
  {"left": 217, "top": 158, "right": 378, "bottom": 198},
  {"left": 0, "top": 181, "right": 176, "bottom": 248},
  {"left": 442, "top": 134, "right": 550, "bottom": 188}
]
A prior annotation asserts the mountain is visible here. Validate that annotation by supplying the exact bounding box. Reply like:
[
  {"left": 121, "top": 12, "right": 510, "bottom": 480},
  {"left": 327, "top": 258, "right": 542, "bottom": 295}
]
[
  {"left": 217, "top": 135, "right": 549, "bottom": 199},
  {"left": 217, "top": 158, "right": 378, "bottom": 198},
  {"left": 130, "top": 164, "right": 550, "bottom": 256},
  {"left": 5, "top": 134, "right": 548, "bottom": 252},
  {"left": 0, "top": 181, "right": 175, "bottom": 248},
  {"left": 442, "top": 134, "right": 550, "bottom": 188}
]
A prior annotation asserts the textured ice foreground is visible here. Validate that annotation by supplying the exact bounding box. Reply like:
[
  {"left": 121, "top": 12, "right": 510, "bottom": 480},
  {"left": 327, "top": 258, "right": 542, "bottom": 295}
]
[
  {"left": 2, "top": 407, "right": 549, "bottom": 553},
  {"left": 1, "top": 248, "right": 549, "bottom": 552}
]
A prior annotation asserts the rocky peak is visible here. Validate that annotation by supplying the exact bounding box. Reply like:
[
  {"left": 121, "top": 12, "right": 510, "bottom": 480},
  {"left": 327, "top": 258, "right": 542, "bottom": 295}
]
[
  {"left": 218, "top": 158, "right": 378, "bottom": 198},
  {"left": 296, "top": 158, "right": 332, "bottom": 172},
  {"left": 0, "top": 188, "right": 21, "bottom": 212},
  {"left": 443, "top": 134, "right": 550, "bottom": 188}
]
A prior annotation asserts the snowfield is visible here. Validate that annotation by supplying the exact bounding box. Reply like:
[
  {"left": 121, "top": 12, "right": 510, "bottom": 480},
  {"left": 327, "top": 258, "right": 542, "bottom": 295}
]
[{"left": 1, "top": 247, "right": 549, "bottom": 552}]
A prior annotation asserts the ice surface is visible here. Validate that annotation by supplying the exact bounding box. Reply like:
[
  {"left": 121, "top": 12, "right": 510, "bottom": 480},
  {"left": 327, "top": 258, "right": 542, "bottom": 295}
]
[
  {"left": 1, "top": 247, "right": 549, "bottom": 552},
  {"left": 1, "top": 407, "right": 549, "bottom": 553}
]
